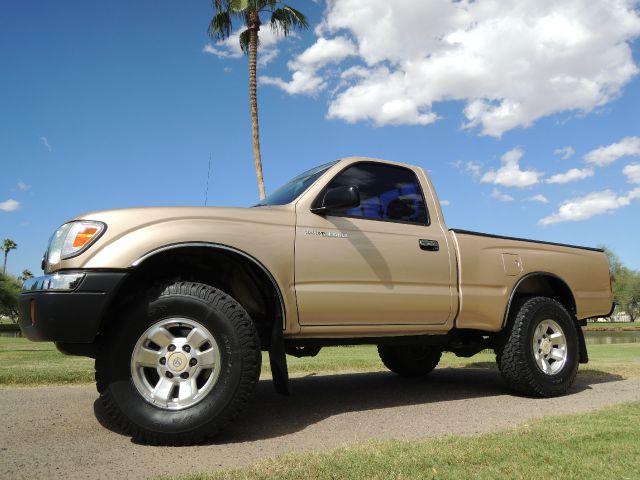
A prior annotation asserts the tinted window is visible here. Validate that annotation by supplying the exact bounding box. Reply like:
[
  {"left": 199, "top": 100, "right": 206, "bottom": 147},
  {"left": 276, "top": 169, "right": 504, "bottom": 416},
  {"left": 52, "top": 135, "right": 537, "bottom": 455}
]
[
  {"left": 256, "top": 161, "right": 337, "bottom": 206},
  {"left": 323, "top": 163, "right": 429, "bottom": 224}
]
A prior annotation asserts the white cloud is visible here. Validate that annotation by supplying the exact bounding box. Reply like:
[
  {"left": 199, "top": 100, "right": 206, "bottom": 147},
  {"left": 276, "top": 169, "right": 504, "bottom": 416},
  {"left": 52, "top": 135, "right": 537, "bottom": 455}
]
[
  {"left": 527, "top": 194, "right": 549, "bottom": 203},
  {"left": 465, "top": 161, "right": 482, "bottom": 178},
  {"left": 584, "top": 136, "right": 640, "bottom": 166},
  {"left": 546, "top": 167, "right": 594, "bottom": 184},
  {"left": 267, "top": 0, "right": 640, "bottom": 135},
  {"left": 450, "top": 160, "right": 483, "bottom": 178},
  {"left": 623, "top": 163, "right": 640, "bottom": 184},
  {"left": 440, "top": 199, "right": 450, "bottom": 206},
  {"left": 554, "top": 146, "right": 575, "bottom": 160},
  {"left": 261, "top": 36, "right": 357, "bottom": 95},
  {"left": 490, "top": 188, "right": 514, "bottom": 202},
  {"left": 39, "top": 136, "right": 51, "bottom": 152},
  {"left": 0, "top": 199, "right": 20, "bottom": 212},
  {"left": 539, "top": 188, "right": 640, "bottom": 225},
  {"left": 481, "top": 148, "right": 543, "bottom": 188},
  {"left": 202, "top": 28, "right": 284, "bottom": 67},
  {"left": 17, "top": 181, "right": 31, "bottom": 191}
]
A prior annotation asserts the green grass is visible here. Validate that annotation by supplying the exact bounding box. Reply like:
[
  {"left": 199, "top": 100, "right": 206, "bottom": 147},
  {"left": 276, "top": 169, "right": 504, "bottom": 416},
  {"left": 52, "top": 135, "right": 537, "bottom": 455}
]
[
  {"left": 1, "top": 337, "right": 639, "bottom": 386},
  {"left": 0, "top": 337, "right": 95, "bottom": 385},
  {"left": 172, "top": 402, "right": 640, "bottom": 480}
]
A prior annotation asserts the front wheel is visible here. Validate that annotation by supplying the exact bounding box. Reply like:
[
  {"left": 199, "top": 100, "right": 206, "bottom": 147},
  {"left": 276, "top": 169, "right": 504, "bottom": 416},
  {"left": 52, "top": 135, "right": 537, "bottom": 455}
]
[
  {"left": 96, "top": 282, "right": 261, "bottom": 445},
  {"left": 497, "top": 297, "right": 579, "bottom": 397}
]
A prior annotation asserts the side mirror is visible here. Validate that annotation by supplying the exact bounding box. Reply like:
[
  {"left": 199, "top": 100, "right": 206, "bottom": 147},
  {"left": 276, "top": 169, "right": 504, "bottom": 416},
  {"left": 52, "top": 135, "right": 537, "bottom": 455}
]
[{"left": 311, "top": 185, "right": 360, "bottom": 215}]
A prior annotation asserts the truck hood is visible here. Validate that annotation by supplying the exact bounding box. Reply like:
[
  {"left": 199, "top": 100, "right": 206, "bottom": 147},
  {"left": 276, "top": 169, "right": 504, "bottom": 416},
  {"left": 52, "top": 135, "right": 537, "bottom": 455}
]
[{"left": 73, "top": 205, "right": 295, "bottom": 228}]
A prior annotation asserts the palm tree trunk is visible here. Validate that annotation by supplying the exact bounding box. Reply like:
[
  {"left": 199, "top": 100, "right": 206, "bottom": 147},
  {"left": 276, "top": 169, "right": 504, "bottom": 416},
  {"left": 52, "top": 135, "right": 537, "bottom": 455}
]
[
  {"left": 2, "top": 252, "right": 7, "bottom": 274},
  {"left": 248, "top": 24, "right": 266, "bottom": 200}
]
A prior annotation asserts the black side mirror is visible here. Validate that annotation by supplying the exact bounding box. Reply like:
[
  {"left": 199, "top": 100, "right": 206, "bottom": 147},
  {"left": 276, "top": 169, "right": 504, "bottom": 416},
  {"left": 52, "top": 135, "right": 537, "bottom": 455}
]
[{"left": 311, "top": 185, "right": 360, "bottom": 215}]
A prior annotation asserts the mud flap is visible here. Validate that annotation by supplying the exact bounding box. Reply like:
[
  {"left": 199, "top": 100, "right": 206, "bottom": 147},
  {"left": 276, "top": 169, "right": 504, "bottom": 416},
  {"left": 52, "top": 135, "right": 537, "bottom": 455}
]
[
  {"left": 268, "top": 315, "right": 290, "bottom": 396},
  {"left": 576, "top": 323, "right": 589, "bottom": 364}
]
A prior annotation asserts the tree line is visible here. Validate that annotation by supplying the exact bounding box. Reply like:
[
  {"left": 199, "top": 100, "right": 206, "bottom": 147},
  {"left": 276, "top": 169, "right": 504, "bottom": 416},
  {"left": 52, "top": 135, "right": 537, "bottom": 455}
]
[
  {"left": 1, "top": 239, "right": 32, "bottom": 320},
  {"left": 604, "top": 248, "right": 640, "bottom": 322}
]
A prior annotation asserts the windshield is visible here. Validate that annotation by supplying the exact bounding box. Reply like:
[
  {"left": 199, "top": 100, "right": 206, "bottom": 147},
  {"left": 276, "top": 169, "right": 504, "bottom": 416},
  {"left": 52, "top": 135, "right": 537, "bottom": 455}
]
[{"left": 255, "top": 161, "right": 338, "bottom": 206}]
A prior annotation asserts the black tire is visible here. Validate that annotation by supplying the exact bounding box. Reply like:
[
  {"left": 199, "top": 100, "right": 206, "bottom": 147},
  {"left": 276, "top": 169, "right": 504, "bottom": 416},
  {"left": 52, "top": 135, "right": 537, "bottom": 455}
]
[
  {"left": 96, "top": 282, "right": 261, "bottom": 445},
  {"left": 378, "top": 344, "right": 442, "bottom": 377},
  {"left": 497, "top": 296, "right": 579, "bottom": 397}
]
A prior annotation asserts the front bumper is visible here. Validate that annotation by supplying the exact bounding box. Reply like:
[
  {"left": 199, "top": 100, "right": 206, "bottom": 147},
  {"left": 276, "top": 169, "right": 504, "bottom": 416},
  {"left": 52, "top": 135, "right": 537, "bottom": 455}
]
[{"left": 19, "top": 270, "right": 128, "bottom": 343}]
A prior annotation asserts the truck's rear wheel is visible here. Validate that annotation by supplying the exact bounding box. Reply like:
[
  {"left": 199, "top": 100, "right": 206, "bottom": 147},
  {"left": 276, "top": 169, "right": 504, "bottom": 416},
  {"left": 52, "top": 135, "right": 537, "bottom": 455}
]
[
  {"left": 378, "top": 345, "right": 442, "bottom": 377},
  {"left": 497, "top": 296, "right": 578, "bottom": 397},
  {"left": 96, "top": 282, "right": 261, "bottom": 445}
]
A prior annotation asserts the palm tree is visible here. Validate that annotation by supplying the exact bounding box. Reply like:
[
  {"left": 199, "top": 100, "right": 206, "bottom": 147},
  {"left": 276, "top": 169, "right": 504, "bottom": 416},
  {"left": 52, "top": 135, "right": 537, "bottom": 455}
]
[
  {"left": 208, "top": 0, "right": 308, "bottom": 200},
  {"left": 2, "top": 239, "right": 17, "bottom": 274},
  {"left": 19, "top": 269, "right": 33, "bottom": 281}
]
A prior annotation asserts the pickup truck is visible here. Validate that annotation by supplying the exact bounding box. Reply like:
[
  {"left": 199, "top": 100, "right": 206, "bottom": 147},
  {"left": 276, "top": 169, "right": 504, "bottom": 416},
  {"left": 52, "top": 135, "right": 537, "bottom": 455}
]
[{"left": 19, "top": 157, "right": 614, "bottom": 445}]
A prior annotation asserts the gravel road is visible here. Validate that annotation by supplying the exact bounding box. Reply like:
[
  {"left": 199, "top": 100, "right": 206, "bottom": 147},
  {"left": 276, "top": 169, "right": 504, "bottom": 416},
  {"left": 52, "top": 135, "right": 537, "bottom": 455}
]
[{"left": 2, "top": 369, "right": 639, "bottom": 480}]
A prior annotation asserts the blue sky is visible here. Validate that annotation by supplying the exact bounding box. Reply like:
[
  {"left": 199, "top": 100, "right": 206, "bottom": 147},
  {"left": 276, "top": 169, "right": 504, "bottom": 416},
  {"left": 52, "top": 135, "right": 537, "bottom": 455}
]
[{"left": 1, "top": 0, "right": 639, "bottom": 277}]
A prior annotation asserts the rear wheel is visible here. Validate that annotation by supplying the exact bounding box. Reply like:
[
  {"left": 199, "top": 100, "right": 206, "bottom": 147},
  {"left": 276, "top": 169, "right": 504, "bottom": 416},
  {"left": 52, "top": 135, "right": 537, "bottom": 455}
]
[
  {"left": 497, "top": 296, "right": 579, "bottom": 397},
  {"left": 96, "top": 282, "right": 261, "bottom": 445},
  {"left": 378, "top": 344, "right": 442, "bottom": 377}
]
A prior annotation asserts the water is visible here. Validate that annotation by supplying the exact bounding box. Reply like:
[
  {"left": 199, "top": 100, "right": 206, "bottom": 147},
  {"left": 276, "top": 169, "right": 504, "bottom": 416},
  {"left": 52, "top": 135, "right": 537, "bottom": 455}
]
[
  {"left": 0, "top": 330, "right": 22, "bottom": 338},
  {"left": 583, "top": 329, "right": 640, "bottom": 345}
]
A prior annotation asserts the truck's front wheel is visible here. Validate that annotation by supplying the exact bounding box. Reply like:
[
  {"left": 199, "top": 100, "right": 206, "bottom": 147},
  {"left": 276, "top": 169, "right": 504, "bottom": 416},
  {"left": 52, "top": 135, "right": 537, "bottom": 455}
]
[
  {"left": 96, "top": 282, "right": 261, "bottom": 445},
  {"left": 497, "top": 297, "right": 579, "bottom": 397},
  {"left": 378, "top": 345, "right": 442, "bottom": 377}
]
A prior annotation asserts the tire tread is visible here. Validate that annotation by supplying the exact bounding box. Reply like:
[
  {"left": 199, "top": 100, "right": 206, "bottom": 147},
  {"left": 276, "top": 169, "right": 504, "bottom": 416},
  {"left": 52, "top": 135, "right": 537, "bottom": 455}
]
[{"left": 96, "top": 281, "right": 261, "bottom": 445}]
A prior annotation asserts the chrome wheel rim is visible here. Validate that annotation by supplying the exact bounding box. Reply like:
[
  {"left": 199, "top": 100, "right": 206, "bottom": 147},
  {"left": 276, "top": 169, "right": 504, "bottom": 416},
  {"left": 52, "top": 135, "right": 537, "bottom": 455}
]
[
  {"left": 532, "top": 319, "right": 567, "bottom": 375},
  {"left": 131, "top": 318, "right": 221, "bottom": 410}
]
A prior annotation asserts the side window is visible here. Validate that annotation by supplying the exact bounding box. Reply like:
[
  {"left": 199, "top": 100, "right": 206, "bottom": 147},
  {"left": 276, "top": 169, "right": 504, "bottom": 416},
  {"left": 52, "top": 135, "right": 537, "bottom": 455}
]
[{"left": 324, "top": 163, "right": 429, "bottom": 225}]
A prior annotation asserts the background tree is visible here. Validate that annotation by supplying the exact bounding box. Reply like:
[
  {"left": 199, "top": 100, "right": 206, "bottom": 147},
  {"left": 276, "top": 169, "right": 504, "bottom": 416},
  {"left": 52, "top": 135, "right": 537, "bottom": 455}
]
[
  {"left": 2, "top": 239, "right": 17, "bottom": 274},
  {"left": 615, "top": 268, "right": 640, "bottom": 322},
  {"left": 0, "top": 272, "right": 21, "bottom": 321},
  {"left": 208, "top": 0, "right": 308, "bottom": 200},
  {"left": 603, "top": 246, "right": 639, "bottom": 321},
  {"left": 18, "top": 269, "right": 33, "bottom": 282}
]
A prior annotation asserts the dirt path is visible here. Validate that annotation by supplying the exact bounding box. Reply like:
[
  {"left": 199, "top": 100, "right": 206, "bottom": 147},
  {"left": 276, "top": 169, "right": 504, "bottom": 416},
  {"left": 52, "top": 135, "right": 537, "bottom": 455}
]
[{"left": 2, "top": 369, "right": 639, "bottom": 479}]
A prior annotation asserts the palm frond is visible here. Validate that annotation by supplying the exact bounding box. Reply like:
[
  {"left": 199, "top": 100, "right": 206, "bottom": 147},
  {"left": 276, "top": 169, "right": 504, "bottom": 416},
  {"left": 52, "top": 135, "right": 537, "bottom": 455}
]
[
  {"left": 212, "top": 0, "right": 230, "bottom": 11},
  {"left": 239, "top": 29, "right": 251, "bottom": 54},
  {"left": 270, "top": 5, "right": 309, "bottom": 36},
  {"left": 208, "top": 11, "right": 233, "bottom": 40}
]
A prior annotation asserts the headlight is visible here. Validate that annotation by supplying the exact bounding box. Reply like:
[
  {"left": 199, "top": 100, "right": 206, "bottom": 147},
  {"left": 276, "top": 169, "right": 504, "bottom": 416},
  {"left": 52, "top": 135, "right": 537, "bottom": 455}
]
[{"left": 45, "top": 221, "right": 106, "bottom": 270}]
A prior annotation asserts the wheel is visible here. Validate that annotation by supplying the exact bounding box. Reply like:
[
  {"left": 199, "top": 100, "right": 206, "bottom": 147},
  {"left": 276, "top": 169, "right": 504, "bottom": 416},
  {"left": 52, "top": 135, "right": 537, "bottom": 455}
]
[
  {"left": 497, "top": 296, "right": 579, "bottom": 397},
  {"left": 96, "top": 282, "right": 261, "bottom": 445},
  {"left": 378, "top": 344, "right": 442, "bottom": 377}
]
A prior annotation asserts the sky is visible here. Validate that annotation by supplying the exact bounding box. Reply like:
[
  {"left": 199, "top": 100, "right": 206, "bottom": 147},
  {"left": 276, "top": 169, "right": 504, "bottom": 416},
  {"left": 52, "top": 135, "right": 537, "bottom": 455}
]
[{"left": 1, "top": 0, "right": 639, "bottom": 277}]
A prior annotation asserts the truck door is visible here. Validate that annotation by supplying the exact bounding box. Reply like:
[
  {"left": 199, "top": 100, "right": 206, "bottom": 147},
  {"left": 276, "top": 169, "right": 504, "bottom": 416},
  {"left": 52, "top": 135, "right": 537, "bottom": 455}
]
[{"left": 294, "top": 161, "right": 454, "bottom": 326}]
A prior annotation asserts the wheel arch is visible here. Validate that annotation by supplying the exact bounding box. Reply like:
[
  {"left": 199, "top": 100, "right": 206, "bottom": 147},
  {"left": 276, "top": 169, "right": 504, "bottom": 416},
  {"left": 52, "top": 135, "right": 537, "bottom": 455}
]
[
  {"left": 99, "top": 242, "right": 285, "bottom": 350},
  {"left": 502, "top": 271, "right": 577, "bottom": 329}
]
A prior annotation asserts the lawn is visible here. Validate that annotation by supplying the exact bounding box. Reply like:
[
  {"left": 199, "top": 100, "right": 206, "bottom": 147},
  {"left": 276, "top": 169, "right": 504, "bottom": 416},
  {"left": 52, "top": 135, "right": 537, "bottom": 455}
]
[
  {"left": 1, "top": 337, "right": 638, "bottom": 386},
  {"left": 171, "top": 401, "right": 640, "bottom": 480}
]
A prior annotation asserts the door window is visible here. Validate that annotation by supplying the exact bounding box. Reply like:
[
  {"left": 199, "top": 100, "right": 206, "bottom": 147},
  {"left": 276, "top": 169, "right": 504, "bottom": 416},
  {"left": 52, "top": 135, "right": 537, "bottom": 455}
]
[{"left": 320, "top": 163, "right": 429, "bottom": 225}]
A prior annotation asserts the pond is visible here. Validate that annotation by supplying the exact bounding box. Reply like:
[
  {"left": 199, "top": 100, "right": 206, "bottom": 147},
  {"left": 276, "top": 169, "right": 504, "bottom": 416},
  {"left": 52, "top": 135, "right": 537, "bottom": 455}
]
[
  {"left": 583, "top": 329, "right": 640, "bottom": 345},
  {"left": 0, "top": 330, "right": 22, "bottom": 338}
]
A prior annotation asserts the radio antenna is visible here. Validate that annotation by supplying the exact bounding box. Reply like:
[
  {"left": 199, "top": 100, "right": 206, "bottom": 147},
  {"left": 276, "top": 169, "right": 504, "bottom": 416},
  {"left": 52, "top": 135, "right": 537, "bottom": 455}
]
[{"left": 204, "top": 153, "right": 211, "bottom": 206}]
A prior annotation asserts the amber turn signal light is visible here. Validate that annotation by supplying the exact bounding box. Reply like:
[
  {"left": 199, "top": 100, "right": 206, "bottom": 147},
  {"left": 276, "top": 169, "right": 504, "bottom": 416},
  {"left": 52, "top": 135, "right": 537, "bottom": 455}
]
[{"left": 72, "top": 227, "right": 99, "bottom": 248}]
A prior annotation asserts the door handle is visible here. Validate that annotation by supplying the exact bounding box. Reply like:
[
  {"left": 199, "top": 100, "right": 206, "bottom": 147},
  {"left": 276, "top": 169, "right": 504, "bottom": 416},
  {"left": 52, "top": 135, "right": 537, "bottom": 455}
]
[{"left": 419, "top": 239, "right": 439, "bottom": 251}]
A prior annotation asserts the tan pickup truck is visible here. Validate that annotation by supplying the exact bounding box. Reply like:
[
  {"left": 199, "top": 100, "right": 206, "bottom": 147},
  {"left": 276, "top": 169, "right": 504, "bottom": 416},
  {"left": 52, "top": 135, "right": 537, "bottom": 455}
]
[{"left": 19, "top": 157, "right": 614, "bottom": 445}]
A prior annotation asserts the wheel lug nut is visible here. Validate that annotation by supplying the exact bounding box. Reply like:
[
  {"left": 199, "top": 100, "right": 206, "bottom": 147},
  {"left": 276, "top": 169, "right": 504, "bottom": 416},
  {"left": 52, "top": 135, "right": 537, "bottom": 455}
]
[
  {"left": 159, "top": 358, "right": 166, "bottom": 365},
  {"left": 166, "top": 372, "right": 174, "bottom": 379},
  {"left": 180, "top": 372, "right": 189, "bottom": 379},
  {"left": 168, "top": 344, "right": 176, "bottom": 352},
  {"left": 183, "top": 345, "right": 191, "bottom": 353},
  {"left": 189, "top": 358, "right": 197, "bottom": 366}
]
